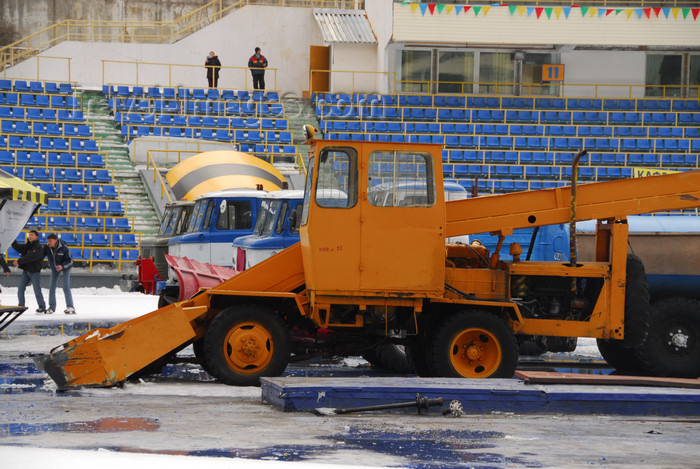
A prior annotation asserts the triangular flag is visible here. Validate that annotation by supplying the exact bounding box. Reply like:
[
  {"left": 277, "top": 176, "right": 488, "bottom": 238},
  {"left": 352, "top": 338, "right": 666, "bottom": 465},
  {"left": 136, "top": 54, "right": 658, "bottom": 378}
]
[
  {"left": 598, "top": 8, "right": 607, "bottom": 17},
  {"left": 682, "top": 8, "right": 690, "bottom": 19},
  {"left": 563, "top": 7, "right": 572, "bottom": 18},
  {"left": 635, "top": 9, "right": 644, "bottom": 19},
  {"left": 518, "top": 6, "right": 527, "bottom": 16},
  {"left": 436, "top": 4, "right": 445, "bottom": 14},
  {"left": 626, "top": 9, "right": 635, "bottom": 19},
  {"left": 456, "top": 5, "right": 462, "bottom": 15},
  {"left": 615, "top": 9, "right": 623, "bottom": 15},
  {"left": 644, "top": 8, "right": 651, "bottom": 18},
  {"left": 693, "top": 8, "right": 700, "bottom": 20},
  {"left": 509, "top": 5, "right": 517, "bottom": 15},
  {"left": 427, "top": 3, "right": 436, "bottom": 15},
  {"left": 410, "top": 3, "right": 419, "bottom": 13},
  {"left": 545, "top": 7, "right": 553, "bottom": 18},
  {"left": 473, "top": 6, "right": 482, "bottom": 15},
  {"left": 464, "top": 5, "right": 472, "bottom": 14},
  {"left": 554, "top": 7, "right": 563, "bottom": 19},
  {"left": 605, "top": 9, "right": 614, "bottom": 16},
  {"left": 419, "top": 3, "right": 428, "bottom": 15},
  {"left": 527, "top": 6, "right": 535, "bottom": 16},
  {"left": 446, "top": 5, "right": 454, "bottom": 14},
  {"left": 483, "top": 6, "right": 491, "bottom": 15},
  {"left": 581, "top": 7, "right": 589, "bottom": 16},
  {"left": 672, "top": 8, "right": 680, "bottom": 19},
  {"left": 589, "top": 7, "right": 598, "bottom": 17},
  {"left": 653, "top": 7, "right": 661, "bottom": 17},
  {"left": 535, "top": 7, "right": 544, "bottom": 18},
  {"left": 662, "top": 8, "right": 671, "bottom": 18}
]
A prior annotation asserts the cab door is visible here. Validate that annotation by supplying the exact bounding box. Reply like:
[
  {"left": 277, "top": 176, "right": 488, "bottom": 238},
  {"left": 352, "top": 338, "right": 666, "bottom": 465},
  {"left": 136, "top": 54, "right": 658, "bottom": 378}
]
[{"left": 359, "top": 144, "right": 445, "bottom": 295}]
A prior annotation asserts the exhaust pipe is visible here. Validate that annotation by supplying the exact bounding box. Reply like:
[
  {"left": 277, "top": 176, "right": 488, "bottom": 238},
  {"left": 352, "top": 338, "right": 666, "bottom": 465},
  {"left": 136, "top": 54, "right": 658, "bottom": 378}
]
[{"left": 569, "top": 150, "right": 588, "bottom": 294}]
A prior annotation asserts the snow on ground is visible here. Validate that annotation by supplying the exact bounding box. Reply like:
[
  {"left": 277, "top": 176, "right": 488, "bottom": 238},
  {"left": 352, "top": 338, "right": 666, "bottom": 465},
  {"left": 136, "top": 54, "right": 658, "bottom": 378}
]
[
  {"left": 0, "top": 286, "right": 159, "bottom": 323},
  {"left": 1, "top": 446, "right": 388, "bottom": 469}
]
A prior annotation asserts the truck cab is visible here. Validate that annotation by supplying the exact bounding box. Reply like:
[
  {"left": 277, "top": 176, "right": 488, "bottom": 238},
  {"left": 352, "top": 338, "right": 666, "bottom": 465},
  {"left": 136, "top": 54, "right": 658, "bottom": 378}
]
[
  {"left": 231, "top": 190, "right": 304, "bottom": 271},
  {"left": 168, "top": 189, "right": 265, "bottom": 267}
]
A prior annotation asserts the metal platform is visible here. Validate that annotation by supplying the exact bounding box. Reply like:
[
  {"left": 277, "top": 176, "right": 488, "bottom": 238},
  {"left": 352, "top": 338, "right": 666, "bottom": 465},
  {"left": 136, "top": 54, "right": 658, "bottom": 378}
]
[{"left": 261, "top": 376, "right": 700, "bottom": 416}]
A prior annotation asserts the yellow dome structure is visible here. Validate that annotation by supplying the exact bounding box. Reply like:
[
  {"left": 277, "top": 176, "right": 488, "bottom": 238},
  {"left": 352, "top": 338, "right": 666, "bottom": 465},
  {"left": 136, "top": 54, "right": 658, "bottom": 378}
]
[{"left": 166, "top": 150, "right": 286, "bottom": 200}]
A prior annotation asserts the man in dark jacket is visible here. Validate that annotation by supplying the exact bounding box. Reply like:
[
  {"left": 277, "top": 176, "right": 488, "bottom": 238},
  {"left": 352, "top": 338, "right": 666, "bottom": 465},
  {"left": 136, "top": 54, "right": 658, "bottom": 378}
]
[
  {"left": 205, "top": 51, "right": 222, "bottom": 88},
  {"left": 0, "top": 253, "right": 10, "bottom": 304},
  {"left": 45, "top": 233, "right": 75, "bottom": 315},
  {"left": 248, "top": 47, "right": 268, "bottom": 90},
  {"left": 11, "top": 230, "right": 47, "bottom": 313}
]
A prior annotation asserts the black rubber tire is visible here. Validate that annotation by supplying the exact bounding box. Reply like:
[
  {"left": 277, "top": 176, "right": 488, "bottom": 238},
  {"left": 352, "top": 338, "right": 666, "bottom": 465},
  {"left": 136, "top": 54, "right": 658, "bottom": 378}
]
[
  {"left": 596, "top": 338, "right": 648, "bottom": 375},
  {"left": 621, "top": 254, "right": 651, "bottom": 348},
  {"left": 361, "top": 347, "right": 380, "bottom": 367},
  {"left": 203, "top": 304, "right": 290, "bottom": 386},
  {"left": 405, "top": 342, "right": 433, "bottom": 377},
  {"left": 192, "top": 338, "right": 215, "bottom": 377},
  {"left": 635, "top": 297, "right": 700, "bottom": 378},
  {"left": 427, "top": 310, "right": 519, "bottom": 379},
  {"left": 374, "top": 344, "right": 413, "bottom": 374}
]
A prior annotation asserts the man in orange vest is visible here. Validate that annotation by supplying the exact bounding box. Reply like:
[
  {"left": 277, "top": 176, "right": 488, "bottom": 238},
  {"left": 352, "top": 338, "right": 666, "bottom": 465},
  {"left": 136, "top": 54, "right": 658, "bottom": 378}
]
[{"left": 248, "top": 47, "right": 268, "bottom": 90}]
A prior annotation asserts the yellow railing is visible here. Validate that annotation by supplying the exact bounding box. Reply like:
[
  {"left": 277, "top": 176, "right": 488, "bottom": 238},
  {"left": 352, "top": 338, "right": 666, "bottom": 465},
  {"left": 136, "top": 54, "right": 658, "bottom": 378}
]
[
  {"left": 310, "top": 69, "right": 398, "bottom": 96},
  {"left": 102, "top": 60, "right": 279, "bottom": 90},
  {"left": 0, "top": 0, "right": 358, "bottom": 71},
  {"left": 394, "top": 80, "right": 700, "bottom": 99}
]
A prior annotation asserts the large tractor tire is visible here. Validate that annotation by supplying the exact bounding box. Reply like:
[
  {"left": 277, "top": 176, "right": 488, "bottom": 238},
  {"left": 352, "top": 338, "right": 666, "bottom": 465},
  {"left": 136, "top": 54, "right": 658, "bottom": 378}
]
[
  {"left": 203, "top": 304, "right": 290, "bottom": 386},
  {"left": 427, "top": 310, "right": 518, "bottom": 379},
  {"left": 372, "top": 344, "right": 413, "bottom": 374},
  {"left": 621, "top": 254, "right": 651, "bottom": 348},
  {"left": 596, "top": 338, "right": 647, "bottom": 375},
  {"left": 635, "top": 297, "right": 700, "bottom": 378}
]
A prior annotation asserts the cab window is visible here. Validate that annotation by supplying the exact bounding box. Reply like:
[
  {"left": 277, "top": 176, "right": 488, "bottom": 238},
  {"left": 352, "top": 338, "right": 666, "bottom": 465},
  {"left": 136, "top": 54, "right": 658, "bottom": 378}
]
[
  {"left": 367, "top": 151, "right": 435, "bottom": 207},
  {"left": 201, "top": 200, "right": 216, "bottom": 230},
  {"left": 315, "top": 148, "right": 357, "bottom": 208},
  {"left": 275, "top": 201, "right": 289, "bottom": 235},
  {"left": 216, "top": 201, "right": 253, "bottom": 230}
]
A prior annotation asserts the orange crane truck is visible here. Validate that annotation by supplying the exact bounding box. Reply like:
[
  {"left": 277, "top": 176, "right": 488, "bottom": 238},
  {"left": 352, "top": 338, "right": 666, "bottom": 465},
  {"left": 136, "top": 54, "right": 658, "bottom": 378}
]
[{"left": 37, "top": 135, "right": 700, "bottom": 389}]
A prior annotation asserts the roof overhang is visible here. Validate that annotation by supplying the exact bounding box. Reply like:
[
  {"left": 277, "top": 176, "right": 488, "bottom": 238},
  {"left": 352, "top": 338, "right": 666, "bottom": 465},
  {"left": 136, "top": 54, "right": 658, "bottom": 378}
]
[{"left": 313, "top": 8, "right": 377, "bottom": 45}]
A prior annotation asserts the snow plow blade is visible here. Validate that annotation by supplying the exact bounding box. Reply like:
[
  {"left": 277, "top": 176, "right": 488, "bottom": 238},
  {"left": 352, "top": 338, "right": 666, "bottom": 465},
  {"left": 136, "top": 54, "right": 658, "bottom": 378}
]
[
  {"left": 35, "top": 244, "right": 305, "bottom": 390},
  {"left": 165, "top": 255, "right": 238, "bottom": 302},
  {"left": 34, "top": 301, "right": 209, "bottom": 390}
]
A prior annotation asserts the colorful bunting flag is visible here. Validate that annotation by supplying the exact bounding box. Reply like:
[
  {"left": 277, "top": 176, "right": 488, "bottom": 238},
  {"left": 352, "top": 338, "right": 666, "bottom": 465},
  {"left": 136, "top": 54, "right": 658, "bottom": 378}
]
[{"left": 402, "top": 2, "right": 699, "bottom": 21}]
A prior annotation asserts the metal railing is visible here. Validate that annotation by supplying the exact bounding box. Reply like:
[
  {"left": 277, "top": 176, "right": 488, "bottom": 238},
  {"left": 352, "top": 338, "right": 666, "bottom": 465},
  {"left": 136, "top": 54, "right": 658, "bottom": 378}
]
[
  {"left": 394, "top": 80, "right": 700, "bottom": 99},
  {"left": 102, "top": 60, "right": 279, "bottom": 90},
  {"left": 0, "top": 0, "right": 359, "bottom": 72}
]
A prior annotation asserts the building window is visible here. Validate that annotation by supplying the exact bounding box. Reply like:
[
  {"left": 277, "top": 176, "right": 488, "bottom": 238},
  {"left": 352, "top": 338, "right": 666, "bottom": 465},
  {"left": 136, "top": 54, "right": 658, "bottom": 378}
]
[
  {"left": 479, "top": 52, "right": 514, "bottom": 95},
  {"left": 438, "top": 51, "right": 474, "bottom": 94},
  {"left": 522, "top": 53, "right": 557, "bottom": 97},
  {"left": 646, "top": 53, "right": 682, "bottom": 97},
  {"left": 689, "top": 55, "right": 700, "bottom": 98},
  {"left": 398, "top": 49, "right": 432, "bottom": 93}
]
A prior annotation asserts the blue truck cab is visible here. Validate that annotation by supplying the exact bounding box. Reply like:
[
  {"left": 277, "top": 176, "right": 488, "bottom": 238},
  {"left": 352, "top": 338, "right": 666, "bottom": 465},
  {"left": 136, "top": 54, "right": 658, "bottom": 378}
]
[
  {"left": 167, "top": 189, "right": 268, "bottom": 267},
  {"left": 232, "top": 189, "right": 304, "bottom": 271}
]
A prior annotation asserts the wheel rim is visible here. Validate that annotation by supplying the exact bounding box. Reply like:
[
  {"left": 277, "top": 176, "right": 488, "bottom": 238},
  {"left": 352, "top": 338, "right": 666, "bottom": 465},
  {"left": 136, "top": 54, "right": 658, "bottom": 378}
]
[
  {"left": 659, "top": 319, "right": 696, "bottom": 358},
  {"left": 223, "top": 321, "right": 274, "bottom": 374},
  {"left": 449, "top": 328, "right": 503, "bottom": 377}
]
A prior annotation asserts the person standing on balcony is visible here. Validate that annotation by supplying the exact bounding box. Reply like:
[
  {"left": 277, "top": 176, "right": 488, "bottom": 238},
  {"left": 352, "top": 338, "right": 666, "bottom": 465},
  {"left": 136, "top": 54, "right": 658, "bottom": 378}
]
[
  {"left": 248, "top": 47, "right": 268, "bottom": 90},
  {"left": 11, "top": 230, "right": 47, "bottom": 313},
  {"left": 44, "top": 233, "right": 75, "bottom": 315},
  {"left": 205, "top": 51, "right": 222, "bottom": 88}
]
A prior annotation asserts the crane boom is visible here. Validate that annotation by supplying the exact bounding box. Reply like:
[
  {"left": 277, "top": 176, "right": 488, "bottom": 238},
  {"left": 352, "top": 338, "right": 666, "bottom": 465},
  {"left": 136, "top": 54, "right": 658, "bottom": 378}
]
[{"left": 445, "top": 170, "right": 700, "bottom": 237}]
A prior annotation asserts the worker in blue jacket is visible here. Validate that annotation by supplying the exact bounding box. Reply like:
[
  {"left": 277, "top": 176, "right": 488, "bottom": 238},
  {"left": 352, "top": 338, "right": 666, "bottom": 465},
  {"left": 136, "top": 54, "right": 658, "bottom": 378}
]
[
  {"left": 44, "top": 233, "right": 75, "bottom": 315},
  {"left": 248, "top": 47, "right": 268, "bottom": 90}
]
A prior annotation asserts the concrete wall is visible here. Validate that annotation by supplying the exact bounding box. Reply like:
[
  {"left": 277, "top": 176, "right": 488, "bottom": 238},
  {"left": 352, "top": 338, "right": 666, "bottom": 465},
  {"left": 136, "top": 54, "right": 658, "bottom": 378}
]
[
  {"left": 5, "top": 5, "right": 326, "bottom": 95},
  {"left": 0, "top": 0, "right": 231, "bottom": 40},
  {"left": 364, "top": 0, "right": 393, "bottom": 94},
  {"left": 330, "top": 43, "right": 378, "bottom": 93}
]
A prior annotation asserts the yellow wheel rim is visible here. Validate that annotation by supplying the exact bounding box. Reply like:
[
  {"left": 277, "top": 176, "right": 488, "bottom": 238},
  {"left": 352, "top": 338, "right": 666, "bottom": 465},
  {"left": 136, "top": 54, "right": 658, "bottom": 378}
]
[
  {"left": 449, "top": 328, "right": 502, "bottom": 378},
  {"left": 223, "top": 321, "right": 274, "bottom": 374}
]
